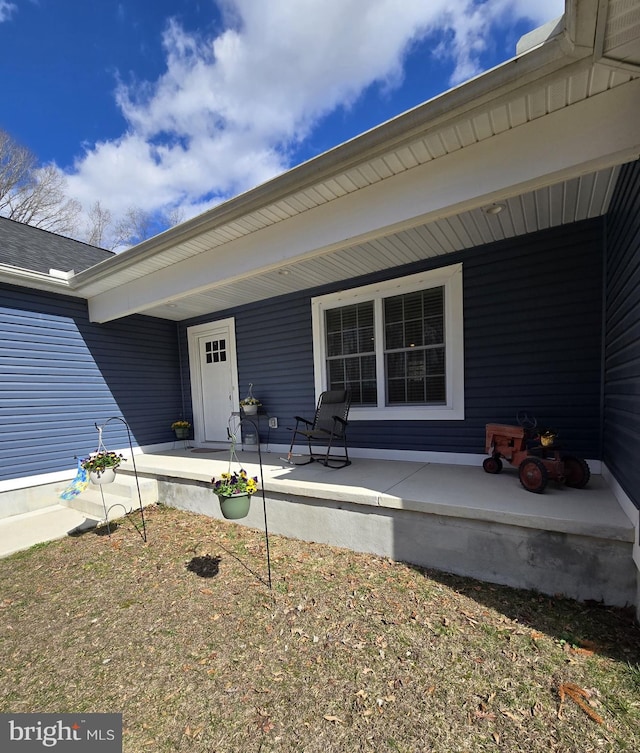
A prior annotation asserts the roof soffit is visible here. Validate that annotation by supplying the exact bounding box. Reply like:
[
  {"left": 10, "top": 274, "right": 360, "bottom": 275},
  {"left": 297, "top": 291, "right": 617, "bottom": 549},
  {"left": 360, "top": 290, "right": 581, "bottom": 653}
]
[{"left": 595, "top": 0, "right": 640, "bottom": 72}]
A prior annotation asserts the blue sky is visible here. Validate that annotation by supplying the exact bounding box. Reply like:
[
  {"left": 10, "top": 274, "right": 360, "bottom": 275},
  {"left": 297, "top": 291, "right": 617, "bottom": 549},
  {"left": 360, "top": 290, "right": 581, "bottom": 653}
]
[{"left": 0, "top": 0, "right": 564, "bottom": 245}]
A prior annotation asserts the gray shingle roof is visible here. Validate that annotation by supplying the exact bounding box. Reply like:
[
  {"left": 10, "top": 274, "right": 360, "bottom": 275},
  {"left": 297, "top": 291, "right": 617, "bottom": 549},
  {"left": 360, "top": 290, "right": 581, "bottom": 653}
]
[{"left": 0, "top": 217, "right": 114, "bottom": 274}]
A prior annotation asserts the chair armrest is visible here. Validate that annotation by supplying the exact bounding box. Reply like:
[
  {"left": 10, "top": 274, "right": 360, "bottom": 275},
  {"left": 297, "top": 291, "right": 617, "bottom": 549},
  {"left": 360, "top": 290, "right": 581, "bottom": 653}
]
[
  {"left": 332, "top": 415, "right": 348, "bottom": 427},
  {"left": 294, "top": 416, "right": 313, "bottom": 427}
]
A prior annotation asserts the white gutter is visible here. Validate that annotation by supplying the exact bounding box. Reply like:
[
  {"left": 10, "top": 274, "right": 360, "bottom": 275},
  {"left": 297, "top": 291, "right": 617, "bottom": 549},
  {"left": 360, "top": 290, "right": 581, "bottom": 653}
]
[{"left": 0, "top": 263, "right": 83, "bottom": 296}]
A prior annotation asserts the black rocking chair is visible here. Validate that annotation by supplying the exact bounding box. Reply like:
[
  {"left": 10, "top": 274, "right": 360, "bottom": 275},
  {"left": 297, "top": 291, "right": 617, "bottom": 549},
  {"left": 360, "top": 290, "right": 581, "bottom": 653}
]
[{"left": 287, "top": 390, "right": 351, "bottom": 468}]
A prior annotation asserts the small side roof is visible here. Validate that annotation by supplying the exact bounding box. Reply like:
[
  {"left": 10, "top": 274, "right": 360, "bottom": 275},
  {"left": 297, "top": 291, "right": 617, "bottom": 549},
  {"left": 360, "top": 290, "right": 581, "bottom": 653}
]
[{"left": 0, "top": 217, "right": 114, "bottom": 275}]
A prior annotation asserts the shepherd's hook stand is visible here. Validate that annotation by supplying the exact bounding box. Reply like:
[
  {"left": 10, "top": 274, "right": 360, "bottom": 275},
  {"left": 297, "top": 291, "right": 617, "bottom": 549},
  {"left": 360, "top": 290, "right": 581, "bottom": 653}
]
[
  {"left": 93, "top": 417, "right": 148, "bottom": 542},
  {"left": 225, "top": 415, "right": 272, "bottom": 591}
]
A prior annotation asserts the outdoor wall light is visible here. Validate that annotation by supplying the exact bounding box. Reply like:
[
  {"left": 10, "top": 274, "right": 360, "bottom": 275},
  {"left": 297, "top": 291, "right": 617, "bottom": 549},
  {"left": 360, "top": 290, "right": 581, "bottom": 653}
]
[{"left": 484, "top": 202, "right": 505, "bottom": 215}]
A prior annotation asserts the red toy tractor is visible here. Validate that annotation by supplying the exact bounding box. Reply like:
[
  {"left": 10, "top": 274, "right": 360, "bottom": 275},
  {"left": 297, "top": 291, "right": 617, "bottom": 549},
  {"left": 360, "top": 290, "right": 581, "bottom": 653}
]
[{"left": 483, "top": 414, "right": 590, "bottom": 493}]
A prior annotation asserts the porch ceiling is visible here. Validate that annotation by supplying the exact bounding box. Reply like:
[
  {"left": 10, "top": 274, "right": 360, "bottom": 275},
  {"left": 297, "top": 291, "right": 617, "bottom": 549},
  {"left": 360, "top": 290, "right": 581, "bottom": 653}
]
[
  {"left": 68, "top": 0, "right": 640, "bottom": 323},
  {"left": 129, "top": 166, "right": 622, "bottom": 322}
]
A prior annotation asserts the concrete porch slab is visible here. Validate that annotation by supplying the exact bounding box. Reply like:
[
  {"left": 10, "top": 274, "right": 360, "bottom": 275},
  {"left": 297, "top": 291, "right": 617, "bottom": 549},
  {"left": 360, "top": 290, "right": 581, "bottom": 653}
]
[
  {"left": 2, "top": 448, "right": 636, "bottom": 609},
  {"left": 380, "top": 463, "right": 635, "bottom": 542},
  {"left": 125, "top": 448, "right": 635, "bottom": 543},
  {"left": 126, "top": 448, "right": 638, "bottom": 607}
]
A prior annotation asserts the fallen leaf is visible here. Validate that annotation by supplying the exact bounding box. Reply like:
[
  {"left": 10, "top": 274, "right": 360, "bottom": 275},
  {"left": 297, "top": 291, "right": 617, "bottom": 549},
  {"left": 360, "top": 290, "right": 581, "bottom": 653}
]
[
  {"left": 568, "top": 645, "right": 594, "bottom": 657},
  {"left": 475, "top": 710, "right": 497, "bottom": 721},
  {"left": 461, "top": 610, "right": 479, "bottom": 625},
  {"left": 323, "top": 715, "right": 344, "bottom": 724},
  {"left": 558, "top": 682, "right": 604, "bottom": 725}
]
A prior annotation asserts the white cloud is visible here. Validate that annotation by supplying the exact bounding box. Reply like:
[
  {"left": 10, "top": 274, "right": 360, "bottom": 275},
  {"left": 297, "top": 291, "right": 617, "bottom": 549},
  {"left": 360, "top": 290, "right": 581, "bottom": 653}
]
[
  {"left": 435, "top": 0, "right": 566, "bottom": 84},
  {"left": 0, "top": 0, "right": 16, "bottom": 23},
  {"left": 65, "top": 0, "right": 565, "bottom": 242}
]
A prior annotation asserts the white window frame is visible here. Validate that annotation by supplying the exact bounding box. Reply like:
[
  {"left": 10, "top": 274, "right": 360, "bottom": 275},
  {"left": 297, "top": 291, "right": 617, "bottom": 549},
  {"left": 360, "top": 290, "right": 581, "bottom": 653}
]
[{"left": 311, "top": 262, "right": 464, "bottom": 420}]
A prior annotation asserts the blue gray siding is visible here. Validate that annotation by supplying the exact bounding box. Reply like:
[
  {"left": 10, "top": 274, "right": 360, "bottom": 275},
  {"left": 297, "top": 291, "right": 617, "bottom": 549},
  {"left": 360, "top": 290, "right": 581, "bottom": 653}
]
[
  {"left": 180, "top": 218, "right": 604, "bottom": 458},
  {"left": 0, "top": 284, "right": 182, "bottom": 482},
  {"left": 604, "top": 159, "right": 640, "bottom": 510}
]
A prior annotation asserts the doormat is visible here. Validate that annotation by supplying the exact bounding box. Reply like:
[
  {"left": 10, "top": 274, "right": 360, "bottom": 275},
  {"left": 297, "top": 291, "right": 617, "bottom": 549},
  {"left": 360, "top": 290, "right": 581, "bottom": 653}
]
[{"left": 190, "top": 448, "right": 225, "bottom": 454}]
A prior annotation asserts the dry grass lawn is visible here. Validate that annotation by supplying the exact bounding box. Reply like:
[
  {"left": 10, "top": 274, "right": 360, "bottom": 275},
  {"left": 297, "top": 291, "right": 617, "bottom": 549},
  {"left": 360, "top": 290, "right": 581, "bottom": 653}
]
[{"left": 1, "top": 504, "right": 639, "bottom": 752}]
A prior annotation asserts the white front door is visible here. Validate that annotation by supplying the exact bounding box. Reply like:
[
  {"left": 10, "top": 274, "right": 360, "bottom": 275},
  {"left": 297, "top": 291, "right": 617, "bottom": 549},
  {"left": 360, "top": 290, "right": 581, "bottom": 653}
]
[{"left": 187, "top": 319, "right": 239, "bottom": 444}]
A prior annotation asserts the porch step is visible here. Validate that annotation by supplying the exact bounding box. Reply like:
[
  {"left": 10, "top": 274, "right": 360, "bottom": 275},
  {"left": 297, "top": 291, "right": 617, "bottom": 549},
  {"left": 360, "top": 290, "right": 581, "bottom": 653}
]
[
  {"left": 61, "top": 474, "right": 158, "bottom": 522},
  {"left": 0, "top": 505, "right": 99, "bottom": 558}
]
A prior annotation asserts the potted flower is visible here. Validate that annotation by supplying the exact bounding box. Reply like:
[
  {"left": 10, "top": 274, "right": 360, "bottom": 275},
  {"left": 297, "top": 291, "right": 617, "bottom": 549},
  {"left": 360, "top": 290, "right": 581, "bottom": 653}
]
[
  {"left": 171, "top": 419, "right": 191, "bottom": 439},
  {"left": 239, "top": 383, "right": 261, "bottom": 415},
  {"left": 211, "top": 469, "right": 258, "bottom": 519},
  {"left": 539, "top": 429, "right": 558, "bottom": 447},
  {"left": 81, "top": 451, "right": 125, "bottom": 485}
]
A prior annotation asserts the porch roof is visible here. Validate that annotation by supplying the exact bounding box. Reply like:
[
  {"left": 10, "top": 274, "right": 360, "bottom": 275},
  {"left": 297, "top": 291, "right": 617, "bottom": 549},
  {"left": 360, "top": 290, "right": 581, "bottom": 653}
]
[{"left": 3, "top": 0, "right": 639, "bottom": 322}]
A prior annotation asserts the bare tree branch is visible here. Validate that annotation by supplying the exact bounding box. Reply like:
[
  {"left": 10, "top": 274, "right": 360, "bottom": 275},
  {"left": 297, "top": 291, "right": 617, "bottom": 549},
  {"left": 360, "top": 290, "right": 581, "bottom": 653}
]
[
  {"left": 111, "top": 206, "right": 156, "bottom": 249},
  {"left": 85, "top": 200, "right": 112, "bottom": 247},
  {"left": 0, "top": 129, "right": 81, "bottom": 235},
  {"left": 0, "top": 129, "right": 35, "bottom": 212}
]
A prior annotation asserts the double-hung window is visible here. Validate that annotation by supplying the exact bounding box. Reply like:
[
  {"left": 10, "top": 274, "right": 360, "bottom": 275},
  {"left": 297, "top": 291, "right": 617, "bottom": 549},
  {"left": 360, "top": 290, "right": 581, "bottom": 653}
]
[{"left": 311, "top": 263, "right": 464, "bottom": 420}]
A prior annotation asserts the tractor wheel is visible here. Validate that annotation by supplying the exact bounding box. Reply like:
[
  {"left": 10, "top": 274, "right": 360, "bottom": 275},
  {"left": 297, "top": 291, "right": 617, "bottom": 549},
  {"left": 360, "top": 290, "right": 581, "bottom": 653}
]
[
  {"left": 561, "top": 455, "right": 590, "bottom": 488},
  {"left": 483, "top": 456, "right": 503, "bottom": 474},
  {"left": 519, "top": 457, "right": 548, "bottom": 493}
]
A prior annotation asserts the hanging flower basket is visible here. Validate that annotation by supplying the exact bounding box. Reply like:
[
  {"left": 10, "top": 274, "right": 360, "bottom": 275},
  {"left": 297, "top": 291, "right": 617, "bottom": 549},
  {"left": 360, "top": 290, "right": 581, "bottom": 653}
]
[
  {"left": 211, "top": 469, "right": 258, "bottom": 520},
  {"left": 90, "top": 468, "right": 117, "bottom": 485},
  {"left": 239, "top": 382, "right": 261, "bottom": 415},
  {"left": 81, "top": 451, "right": 124, "bottom": 486},
  {"left": 217, "top": 492, "right": 252, "bottom": 519}
]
